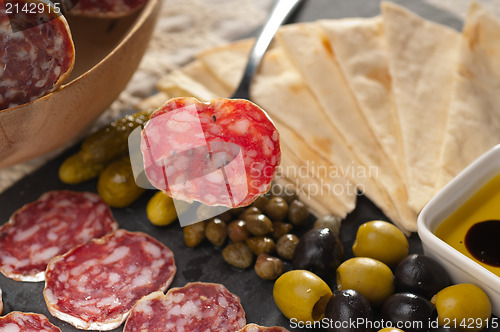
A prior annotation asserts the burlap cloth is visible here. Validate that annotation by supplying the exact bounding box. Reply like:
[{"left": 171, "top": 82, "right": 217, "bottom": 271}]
[{"left": 1, "top": 0, "right": 499, "bottom": 193}]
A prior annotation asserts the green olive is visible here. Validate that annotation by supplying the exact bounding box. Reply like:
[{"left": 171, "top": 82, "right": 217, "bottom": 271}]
[
  {"left": 288, "top": 200, "right": 309, "bottom": 227},
  {"left": 265, "top": 197, "right": 288, "bottom": 221},
  {"left": 273, "top": 270, "right": 332, "bottom": 323},
  {"left": 254, "top": 253, "right": 284, "bottom": 280},
  {"left": 276, "top": 234, "right": 299, "bottom": 261},
  {"left": 97, "top": 156, "right": 145, "bottom": 208},
  {"left": 205, "top": 218, "right": 227, "bottom": 247},
  {"left": 271, "top": 221, "right": 293, "bottom": 241},
  {"left": 227, "top": 219, "right": 250, "bottom": 243},
  {"left": 183, "top": 221, "right": 206, "bottom": 248},
  {"left": 431, "top": 284, "right": 491, "bottom": 331},
  {"left": 352, "top": 220, "right": 409, "bottom": 266},
  {"left": 246, "top": 236, "right": 275, "bottom": 255},
  {"left": 336, "top": 257, "right": 394, "bottom": 306},
  {"left": 222, "top": 243, "right": 254, "bottom": 269},
  {"left": 244, "top": 214, "right": 273, "bottom": 236},
  {"left": 146, "top": 191, "right": 177, "bottom": 226},
  {"left": 314, "top": 214, "right": 342, "bottom": 236}
]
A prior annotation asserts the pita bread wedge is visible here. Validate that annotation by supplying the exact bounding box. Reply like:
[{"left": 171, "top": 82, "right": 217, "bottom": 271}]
[
  {"left": 437, "top": 2, "right": 500, "bottom": 188},
  {"left": 382, "top": 1, "right": 460, "bottom": 212},
  {"left": 198, "top": 43, "right": 411, "bottom": 231},
  {"left": 319, "top": 17, "right": 405, "bottom": 179},
  {"left": 157, "top": 61, "right": 230, "bottom": 99},
  {"left": 276, "top": 22, "right": 416, "bottom": 232},
  {"left": 278, "top": 122, "right": 357, "bottom": 218}
]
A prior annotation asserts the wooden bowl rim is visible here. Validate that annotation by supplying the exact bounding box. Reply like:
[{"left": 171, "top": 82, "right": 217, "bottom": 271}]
[{"left": 0, "top": 0, "right": 159, "bottom": 115}]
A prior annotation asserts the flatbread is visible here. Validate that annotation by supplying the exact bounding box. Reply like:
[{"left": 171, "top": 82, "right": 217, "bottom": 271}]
[
  {"left": 382, "top": 1, "right": 460, "bottom": 212},
  {"left": 320, "top": 17, "right": 405, "bottom": 179},
  {"left": 276, "top": 22, "right": 416, "bottom": 231},
  {"left": 197, "top": 43, "right": 409, "bottom": 231},
  {"left": 157, "top": 61, "right": 229, "bottom": 99},
  {"left": 437, "top": 1, "right": 500, "bottom": 188},
  {"left": 278, "top": 122, "right": 357, "bottom": 218}
]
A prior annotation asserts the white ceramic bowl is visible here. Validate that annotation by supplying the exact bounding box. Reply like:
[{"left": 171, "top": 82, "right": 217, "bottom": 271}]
[{"left": 418, "top": 144, "right": 500, "bottom": 316}]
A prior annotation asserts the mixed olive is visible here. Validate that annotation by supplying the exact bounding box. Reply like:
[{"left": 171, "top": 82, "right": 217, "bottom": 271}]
[{"left": 145, "top": 181, "right": 493, "bottom": 331}]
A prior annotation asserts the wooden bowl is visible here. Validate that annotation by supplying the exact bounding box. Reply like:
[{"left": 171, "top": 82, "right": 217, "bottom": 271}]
[{"left": 0, "top": 0, "right": 161, "bottom": 168}]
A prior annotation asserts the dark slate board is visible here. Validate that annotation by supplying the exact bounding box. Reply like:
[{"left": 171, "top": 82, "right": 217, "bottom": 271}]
[{"left": 0, "top": 0, "right": 469, "bottom": 331}]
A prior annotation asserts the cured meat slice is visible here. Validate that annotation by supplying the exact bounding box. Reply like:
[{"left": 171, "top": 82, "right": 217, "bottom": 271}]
[
  {"left": 237, "top": 324, "right": 290, "bottom": 332},
  {"left": 0, "top": 312, "right": 61, "bottom": 332},
  {"left": 68, "top": 0, "right": 148, "bottom": 18},
  {"left": 141, "top": 97, "right": 280, "bottom": 208},
  {"left": 124, "top": 282, "right": 246, "bottom": 332},
  {"left": 0, "top": 0, "right": 74, "bottom": 110},
  {"left": 44, "top": 229, "right": 176, "bottom": 330},
  {"left": 0, "top": 190, "right": 118, "bottom": 282}
]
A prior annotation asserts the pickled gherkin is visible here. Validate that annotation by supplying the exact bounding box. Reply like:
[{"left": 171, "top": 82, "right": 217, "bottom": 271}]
[
  {"left": 59, "top": 152, "right": 106, "bottom": 184},
  {"left": 58, "top": 109, "right": 151, "bottom": 184},
  {"left": 80, "top": 109, "right": 151, "bottom": 164},
  {"left": 97, "top": 156, "right": 145, "bottom": 208}
]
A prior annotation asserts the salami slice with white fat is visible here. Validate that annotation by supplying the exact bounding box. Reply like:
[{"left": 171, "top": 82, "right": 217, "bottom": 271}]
[
  {"left": 141, "top": 97, "right": 281, "bottom": 208},
  {"left": 68, "top": 0, "right": 148, "bottom": 18},
  {"left": 0, "top": 190, "right": 118, "bottom": 282},
  {"left": 0, "top": 312, "right": 61, "bottom": 332},
  {"left": 237, "top": 324, "right": 290, "bottom": 332},
  {"left": 124, "top": 282, "right": 246, "bottom": 332},
  {"left": 44, "top": 229, "right": 176, "bottom": 330},
  {"left": 0, "top": 0, "right": 74, "bottom": 110}
]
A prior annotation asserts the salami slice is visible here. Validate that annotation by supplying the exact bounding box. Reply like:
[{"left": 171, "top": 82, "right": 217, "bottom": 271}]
[
  {"left": 237, "top": 324, "right": 290, "bottom": 332},
  {"left": 0, "top": 312, "right": 61, "bottom": 332},
  {"left": 141, "top": 97, "right": 281, "bottom": 208},
  {"left": 0, "top": 190, "right": 118, "bottom": 282},
  {"left": 44, "top": 229, "right": 176, "bottom": 330},
  {"left": 124, "top": 282, "right": 246, "bottom": 332},
  {"left": 68, "top": 0, "right": 148, "bottom": 18},
  {"left": 0, "top": 0, "right": 74, "bottom": 110}
]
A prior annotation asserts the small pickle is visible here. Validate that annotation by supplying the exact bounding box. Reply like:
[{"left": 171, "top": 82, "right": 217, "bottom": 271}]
[
  {"left": 205, "top": 218, "right": 227, "bottom": 247},
  {"left": 227, "top": 220, "right": 250, "bottom": 243},
  {"left": 59, "top": 152, "right": 106, "bottom": 184},
  {"left": 222, "top": 243, "right": 253, "bottom": 269},
  {"left": 80, "top": 109, "right": 150, "bottom": 164},
  {"left": 314, "top": 214, "right": 342, "bottom": 236},
  {"left": 276, "top": 234, "right": 299, "bottom": 261},
  {"left": 184, "top": 221, "right": 206, "bottom": 248},
  {"left": 265, "top": 197, "right": 288, "bottom": 221},
  {"left": 246, "top": 236, "right": 276, "bottom": 255},
  {"left": 97, "top": 156, "right": 145, "bottom": 208},
  {"left": 251, "top": 195, "right": 270, "bottom": 211},
  {"left": 147, "top": 191, "right": 177, "bottom": 226},
  {"left": 245, "top": 214, "right": 273, "bottom": 236},
  {"left": 288, "top": 200, "right": 309, "bottom": 227},
  {"left": 255, "top": 254, "right": 285, "bottom": 280},
  {"left": 271, "top": 222, "right": 293, "bottom": 241}
]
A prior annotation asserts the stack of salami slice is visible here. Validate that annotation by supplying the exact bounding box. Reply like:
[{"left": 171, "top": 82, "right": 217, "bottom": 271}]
[{"left": 143, "top": 1, "right": 500, "bottom": 234}]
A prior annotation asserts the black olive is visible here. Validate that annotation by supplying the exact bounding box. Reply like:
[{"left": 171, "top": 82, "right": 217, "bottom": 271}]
[
  {"left": 381, "top": 293, "right": 436, "bottom": 332},
  {"left": 395, "top": 254, "right": 450, "bottom": 299},
  {"left": 324, "top": 289, "right": 373, "bottom": 332},
  {"left": 292, "top": 227, "right": 343, "bottom": 279}
]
